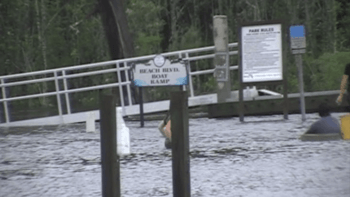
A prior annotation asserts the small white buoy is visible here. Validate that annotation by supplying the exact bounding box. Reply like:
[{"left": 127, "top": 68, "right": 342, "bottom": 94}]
[
  {"left": 86, "top": 112, "right": 95, "bottom": 133},
  {"left": 250, "top": 86, "right": 259, "bottom": 97},
  {"left": 243, "top": 86, "right": 258, "bottom": 99},
  {"left": 116, "top": 107, "right": 130, "bottom": 156}
]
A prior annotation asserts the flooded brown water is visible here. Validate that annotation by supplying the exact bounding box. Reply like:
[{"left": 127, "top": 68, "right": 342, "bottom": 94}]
[{"left": 0, "top": 113, "right": 349, "bottom": 197}]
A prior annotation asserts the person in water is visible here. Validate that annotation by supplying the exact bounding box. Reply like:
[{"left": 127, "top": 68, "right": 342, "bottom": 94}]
[
  {"left": 158, "top": 113, "right": 172, "bottom": 149},
  {"left": 305, "top": 103, "right": 341, "bottom": 134}
]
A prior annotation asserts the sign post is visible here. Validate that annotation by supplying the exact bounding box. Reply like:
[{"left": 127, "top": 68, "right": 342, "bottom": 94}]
[
  {"left": 139, "top": 87, "right": 144, "bottom": 127},
  {"left": 99, "top": 93, "right": 120, "bottom": 197},
  {"left": 238, "top": 20, "right": 288, "bottom": 122},
  {"left": 170, "top": 91, "right": 190, "bottom": 197},
  {"left": 290, "top": 25, "right": 306, "bottom": 122},
  {"left": 213, "top": 16, "right": 231, "bottom": 103},
  {"left": 131, "top": 56, "right": 189, "bottom": 127}
]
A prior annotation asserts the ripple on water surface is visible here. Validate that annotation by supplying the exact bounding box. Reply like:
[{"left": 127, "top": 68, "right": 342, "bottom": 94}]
[{"left": 0, "top": 113, "right": 349, "bottom": 197}]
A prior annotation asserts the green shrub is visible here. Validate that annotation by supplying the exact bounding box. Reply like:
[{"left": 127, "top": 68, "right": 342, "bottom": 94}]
[{"left": 303, "top": 52, "right": 350, "bottom": 91}]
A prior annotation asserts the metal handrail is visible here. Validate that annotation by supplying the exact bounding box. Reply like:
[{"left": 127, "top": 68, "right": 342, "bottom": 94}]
[
  {"left": 190, "top": 65, "right": 238, "bottom": 76},
  {"left": 1, "top": 65, "right": 239, "bottom": 102},
  {"left": 0, "top": 50, "right": 238, "bottom": 88},
  {"left": 0, "top": 77, "right": 57, "bottom": 87},
  {"left": 0, "top": 67, "right": 131, "bottom": 88},
  {"left": 0, "top": 81, "right": 131, "bottom": 102},
  {"left": 0, "top": 42, "right": 239, "bottom": 124},
  {"left": 0, "top": 43, "right": 238, "bottom": 80}
]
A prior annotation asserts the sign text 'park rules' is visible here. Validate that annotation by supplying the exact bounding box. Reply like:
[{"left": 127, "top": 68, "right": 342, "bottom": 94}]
[
  {"left": 132, "top": 59, "right": 188, "bottom": 87},
  {"left": 241, "top": 24, "right": 283, "bottom": 83}
]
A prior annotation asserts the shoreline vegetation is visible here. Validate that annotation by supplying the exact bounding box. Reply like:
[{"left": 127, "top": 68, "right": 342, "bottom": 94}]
[{"left": 1, "top": 0, "right": 350, "bottom": 112}]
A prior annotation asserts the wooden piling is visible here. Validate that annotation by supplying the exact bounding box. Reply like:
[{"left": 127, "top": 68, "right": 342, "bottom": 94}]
[
  {"left": 170, "top": 91, "right": 191, "bottom": 197},
  {"left": 99, "top": 93, "right": 120, "bottom": 197}
]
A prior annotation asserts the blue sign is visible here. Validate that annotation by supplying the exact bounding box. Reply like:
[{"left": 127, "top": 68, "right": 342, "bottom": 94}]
[
  {"left": 290, "top": 25, "right": 305, "bottom": 38},
  {"left": 290, "top": 25, "right": 306, "bottom": 52}
]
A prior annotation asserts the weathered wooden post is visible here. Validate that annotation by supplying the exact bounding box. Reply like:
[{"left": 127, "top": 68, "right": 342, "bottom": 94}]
[
  {"left": 99, "top": 93, "right": 120, "bottom": 197},
  {"left": 170, "top": 91, "right": 191, "bottom": 197}
]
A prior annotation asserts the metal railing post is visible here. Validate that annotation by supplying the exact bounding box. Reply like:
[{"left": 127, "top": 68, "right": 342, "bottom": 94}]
[
  {"left": 1, "top": 79, "right": 10, "bottom": 123},
  {"left": 0, "top": 43, "right": 242, "bottom": 126},
  {"left": 54, "top": 71, "right": 63, "bottom": 116},
  {"left": 179, "top": 53, "right": 187, "bottom": 91},
  {"left": 62, "top": 70, "right": 71, "bottom": 114},
  {"left": 124, "top": 62, "right": 132, "bottom": 106},
  {"left": 116, "top": 63, "right": 125, "bottom": 115},
  {"left": 186, "top": 53, "right": 194, "bottom": 97}
]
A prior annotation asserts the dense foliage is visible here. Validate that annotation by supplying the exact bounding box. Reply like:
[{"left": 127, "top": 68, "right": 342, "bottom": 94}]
[{"left": 1, "top": 0, "right": 350, "bottom": 110}]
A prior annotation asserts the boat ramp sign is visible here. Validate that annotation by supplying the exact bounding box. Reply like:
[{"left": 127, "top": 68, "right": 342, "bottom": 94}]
[
  {"left": 131, "top": 55, "right": 188, "bottom": 87},
  {"left": 290, "top": 25, "right": 306, "bottom": 54}
]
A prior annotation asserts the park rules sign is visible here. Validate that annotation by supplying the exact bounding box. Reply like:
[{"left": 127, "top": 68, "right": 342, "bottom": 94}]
[
  {"left": 132, "top": 57, "right": 188, "bottom": 87},
  {"left": 241, "top": 23, "right": 283, "bottom": 83}
]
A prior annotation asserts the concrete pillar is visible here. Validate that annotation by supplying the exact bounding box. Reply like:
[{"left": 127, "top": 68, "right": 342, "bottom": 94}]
[{"left": 213, "top": 15, "right": 231, "bottom": 103}]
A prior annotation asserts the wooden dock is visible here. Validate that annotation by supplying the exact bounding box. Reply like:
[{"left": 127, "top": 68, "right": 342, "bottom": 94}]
[{"left": 208, "top": 90, "right": 348, "bottom": 118}]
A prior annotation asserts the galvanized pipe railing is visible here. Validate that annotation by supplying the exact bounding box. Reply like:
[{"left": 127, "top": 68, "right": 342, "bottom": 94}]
[
  {"left": 1, "top": 79, "right": 10, "bottom": 123},
  {"left": 0, "top": 43, "right": 239, "bottom": 124}
]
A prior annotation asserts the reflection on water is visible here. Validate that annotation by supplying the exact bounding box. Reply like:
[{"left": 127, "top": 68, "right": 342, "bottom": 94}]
[{"left": 0, "top": 113, "right": 349, "bottom": 197}]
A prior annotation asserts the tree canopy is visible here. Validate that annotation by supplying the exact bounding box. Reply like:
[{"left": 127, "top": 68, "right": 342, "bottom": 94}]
[{"left": 1, "top": 0, "right": 350, "bottom": 109}]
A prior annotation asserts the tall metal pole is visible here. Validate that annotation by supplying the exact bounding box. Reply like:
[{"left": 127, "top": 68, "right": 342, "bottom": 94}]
[
  {"left": 290, "top": 25, "right": 306, "bottom": 121},
  {"left": 62, "top": 71, "right": 71, "bottom": 114},
  {"left": 139, "top": 87, "right": 144, "bottom": 127},
  {"left": 54, "top": 71, "right": 63, "bottom": 117},
  {"left": 1, "top": 79, "right": 10, "bottom": 123},
  {"left": 296, "top": 54, "right": 306, "bottom": 121}
]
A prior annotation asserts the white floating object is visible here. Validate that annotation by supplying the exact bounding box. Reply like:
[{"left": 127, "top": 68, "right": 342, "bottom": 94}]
[
  {"left": 116, "top": 107, "right": 130, "bottom": 156},
  {"left": 243, "top": 86, "right": 259, "bottom": 99},
  {"left": 86, "top": 112, "right": 95, "bottom": 133}
]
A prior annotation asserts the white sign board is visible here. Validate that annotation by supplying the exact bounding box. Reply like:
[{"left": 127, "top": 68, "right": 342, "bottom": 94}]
[
  {"left": 132, "top": 59, "right": 188, "bottom": 87},
  {"left": 241, "top": 24, "right": 283, "bottom": 83}
]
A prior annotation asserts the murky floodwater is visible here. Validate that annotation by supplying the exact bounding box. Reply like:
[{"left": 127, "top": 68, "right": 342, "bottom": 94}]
[{"left": 0, "top": 113, "right": 349, "bottom": 197}]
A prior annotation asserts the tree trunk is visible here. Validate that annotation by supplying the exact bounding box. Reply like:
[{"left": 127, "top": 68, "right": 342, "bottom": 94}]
[
  {"left": 98, "top": 0, "right": 122, "bottom": 59},
  {"left": 332, "top": 0, "right": 337, "bottom": 53},
  {"left": 108, "top": 0, "right": 135, "bottom": 58},
  {"left": 160, "top": 0, "right": 171, "bottom": 52},
  {"left": 98, "top": 0, "right": 137, "bottom": 105},
  {"left": 35, "top": 0, "right": 48, "bottom": 106},
  {"left": 170, "top": 0, "right": 178, "bottom": 49},
  {"left": 304, "top": 0, "right": 314, "bottom": 57}
]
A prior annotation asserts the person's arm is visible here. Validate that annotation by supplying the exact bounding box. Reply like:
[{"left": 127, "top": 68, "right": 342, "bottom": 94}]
[
  {"left": 337, "top": 75, "right": 348, "bottom": 104},
  {"left": 158, "top": 120, "right": 167, "bottom": 138},
  {"left": 340, "top": 75, "right": 348, "bottom": 96}
]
